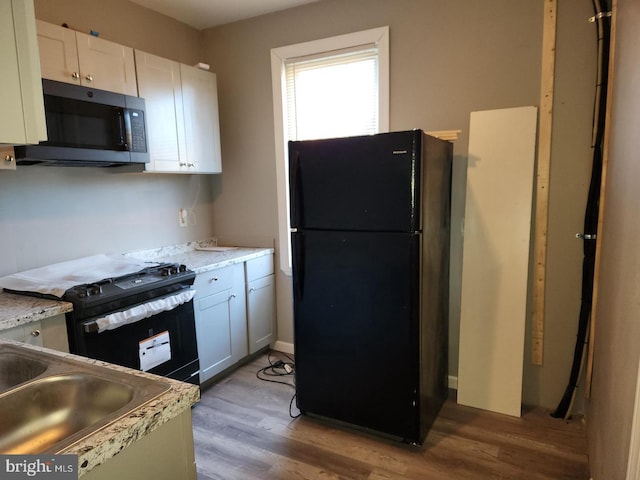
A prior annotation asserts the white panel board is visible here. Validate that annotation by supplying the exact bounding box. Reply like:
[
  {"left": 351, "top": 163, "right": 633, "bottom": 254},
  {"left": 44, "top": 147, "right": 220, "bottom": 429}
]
[{"left": 457, "top": 106, "right": 538, "bottom": 417}]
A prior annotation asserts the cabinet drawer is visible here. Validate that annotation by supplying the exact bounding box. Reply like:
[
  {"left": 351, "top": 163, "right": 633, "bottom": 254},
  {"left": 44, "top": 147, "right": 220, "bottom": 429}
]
[
  {"left": 193, "top": 265, "right": 235, "bottom": 297},
  {"left": 245, "top": 255, "right": 274, "bottom": 282},
  {"left": 0, "top": 321, "right": 43, "bottom": 347}
]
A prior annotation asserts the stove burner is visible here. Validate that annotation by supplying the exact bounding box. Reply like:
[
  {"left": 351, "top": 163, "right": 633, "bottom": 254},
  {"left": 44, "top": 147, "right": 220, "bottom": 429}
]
[{"left": 63, "top": 262, "right": 194, "bottom": 312}]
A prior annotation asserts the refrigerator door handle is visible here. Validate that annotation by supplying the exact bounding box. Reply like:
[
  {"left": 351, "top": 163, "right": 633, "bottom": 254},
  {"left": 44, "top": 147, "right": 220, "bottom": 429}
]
[
  {"left": 289, "top": 149, "right": 301, "bottom": 227},
  {"left": 292, "top": 233, "right": 305, "bottom": 300}
]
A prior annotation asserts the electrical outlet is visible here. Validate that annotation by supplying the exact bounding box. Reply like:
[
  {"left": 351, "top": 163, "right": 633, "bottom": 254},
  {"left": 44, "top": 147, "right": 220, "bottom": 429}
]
[{"left": 179, "top": 208, "right": 188, "bottom": 227}]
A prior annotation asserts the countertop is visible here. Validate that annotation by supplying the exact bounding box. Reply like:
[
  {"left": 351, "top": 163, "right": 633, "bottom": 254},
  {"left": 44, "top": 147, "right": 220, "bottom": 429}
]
[
  {"left": 0, "top": 239, "right": 273, "bottom": 331},
  {"left": 0, "top": 291, "right": 72, "bottom": 331},
  {"left": 0, "top": 338, "right": 200, "bottom": 477},
  {"left": 125, "top": 239, "right": 274, "bottom": 274}
]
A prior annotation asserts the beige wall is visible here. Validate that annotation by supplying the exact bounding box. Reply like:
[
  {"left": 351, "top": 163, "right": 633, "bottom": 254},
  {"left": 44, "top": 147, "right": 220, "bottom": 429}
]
[
  {"left": 202, "top": 0, "right": 596, "bottom": 408},
  {"left": 34, "top": 0, "right": 203, "bottom": 64},
  {"left": 10, "top": 0, "right": 601, "bottom": 412},
  {"left": 524, "top": 0, "right": 596, "bottom": 410},
  {"left": 587, "top": 0, "right": 640, "bottom": 477},
  {"left": 0, "top": 1, "right": 215, "bottom": 276}
]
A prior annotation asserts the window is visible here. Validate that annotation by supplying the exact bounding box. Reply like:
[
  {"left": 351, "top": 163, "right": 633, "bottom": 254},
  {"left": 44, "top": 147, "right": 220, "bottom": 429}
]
[{"left": 271, "top": 26, "right": 389, "bottom": 274}]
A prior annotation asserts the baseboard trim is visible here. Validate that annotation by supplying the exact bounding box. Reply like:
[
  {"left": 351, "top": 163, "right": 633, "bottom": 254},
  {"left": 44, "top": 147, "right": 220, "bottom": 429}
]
[{"left": 273, "top": 341, "right": 294, "bottom": 355}]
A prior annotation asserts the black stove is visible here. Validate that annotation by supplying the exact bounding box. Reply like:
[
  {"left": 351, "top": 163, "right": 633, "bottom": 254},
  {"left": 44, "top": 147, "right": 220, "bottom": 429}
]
[{"left": 62, "top": 262, "right": 200, "bottom": 385}]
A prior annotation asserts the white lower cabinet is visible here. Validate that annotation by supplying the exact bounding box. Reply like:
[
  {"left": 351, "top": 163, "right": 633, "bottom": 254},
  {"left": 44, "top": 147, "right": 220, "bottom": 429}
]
[
  {"left": 246, "top": 256, "right": 275, "bottom": 354},
  {"left": 81, "top": 409, "right": 196, "bottom": 480},
  {"left": 0, "top": 147, "right": 16, "bottom": 171},
  {"left": 0, "top": 314, "right": 69, "bottom": 351},
  {"left": 193, "top": 263, "right": 247, "bottom": 383},
  {"left": 0, "top": 320, "right": 43, "bottom": 347},
  {"left": 193, "top": 254, "right": 275, "bottom": 384}
]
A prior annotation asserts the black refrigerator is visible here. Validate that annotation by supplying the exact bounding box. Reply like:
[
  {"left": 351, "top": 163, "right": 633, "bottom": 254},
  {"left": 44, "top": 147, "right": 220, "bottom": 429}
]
[{"left": 289, "top": 130, "right": 452, "bottom": 445}]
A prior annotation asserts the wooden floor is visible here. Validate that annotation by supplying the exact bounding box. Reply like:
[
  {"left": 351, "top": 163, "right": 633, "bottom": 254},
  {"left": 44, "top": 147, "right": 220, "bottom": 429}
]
[{"left": 192, "top": 352, "right": 589, "bottom": 480}]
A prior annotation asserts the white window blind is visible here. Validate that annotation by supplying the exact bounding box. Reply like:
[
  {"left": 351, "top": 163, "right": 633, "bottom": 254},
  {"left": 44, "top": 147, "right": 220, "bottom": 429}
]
[
  {"left": 271, "top": 26, "right": 389, "bottom": 274},
  {"left": 285, "top": 46, "right": 379, "bottom": 141}
]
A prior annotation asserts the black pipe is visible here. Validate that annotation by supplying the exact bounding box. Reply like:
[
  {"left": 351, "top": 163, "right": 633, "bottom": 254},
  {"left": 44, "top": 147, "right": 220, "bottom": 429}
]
[{"left": 551, "top": 0, "right": 611, "bottom": 419}]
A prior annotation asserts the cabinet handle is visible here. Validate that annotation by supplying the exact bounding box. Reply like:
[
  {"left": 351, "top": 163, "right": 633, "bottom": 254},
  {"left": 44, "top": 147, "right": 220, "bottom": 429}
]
[
  {"left": 179, "top": 162, "right": 188, "bottom": 167},
  {"left": 30, "top": 329, "right": 41, "bottom": 337},
  {"left": 4, "top": 155, "right": 14, "bottom": 164},
  {"left": 187, "top": 163, "right": 195, "bottom": 167},
  {"left": 85, "top": 74, "right": 94, "bottom": 82},
  {"left": 71, "top": 72, "right": 80, "bottom": 80},
  {"left": 229, "top": 293, "right": 237, "bottom": 300},
  {"left": 209, "top": 277, "right": 219, "bottom": 282},
  {"left": 249, "top": 287, "right": 256, "bottom": 293}
]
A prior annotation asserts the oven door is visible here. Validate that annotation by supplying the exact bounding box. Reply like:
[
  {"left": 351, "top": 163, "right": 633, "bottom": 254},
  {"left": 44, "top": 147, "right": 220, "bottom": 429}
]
[{"left": 73, "top": 291, "right": 200, "bottom": 385}]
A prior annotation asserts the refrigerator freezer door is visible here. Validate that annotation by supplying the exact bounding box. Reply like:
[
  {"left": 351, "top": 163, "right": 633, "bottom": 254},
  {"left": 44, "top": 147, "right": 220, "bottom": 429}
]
[
  {"left": 292, "top": 229, "right": 421, "bottom": 442},
  {"left": 289, "top": 131, "right": 422, "bottom": 233}
]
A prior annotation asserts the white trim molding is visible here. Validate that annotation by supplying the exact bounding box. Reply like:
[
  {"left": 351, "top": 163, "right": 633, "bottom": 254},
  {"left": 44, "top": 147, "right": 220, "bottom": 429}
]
[
  {"left": 272, "top": 341, "right": 294, "bottom": 355},
  {"left": 270, "top": 26, "right": 390, "bottom": 275}
]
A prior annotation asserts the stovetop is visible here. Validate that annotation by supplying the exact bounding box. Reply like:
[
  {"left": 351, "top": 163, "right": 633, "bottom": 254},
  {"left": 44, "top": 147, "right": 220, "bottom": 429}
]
[{"left": 63, "top": 263, "right": 195, "bottom": 319}]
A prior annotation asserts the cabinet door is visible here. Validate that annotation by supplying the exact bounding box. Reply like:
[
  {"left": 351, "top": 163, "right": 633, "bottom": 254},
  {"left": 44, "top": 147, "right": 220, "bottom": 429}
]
[
  {"left": 0, "top": 0, "right": 46, "bottom": 145},
  {"left": 135, "top": 50, "right": 186, "bottom": 173},
  {"left": 195, "top": 289, "right": 235, "bottom": 383},
  {"left": 75, "top": 30, "right": 137, "bottom": 96},
  {"left": 247, "top": 275, "right": 275, "bottom": 354},
  {"left": 41, "top": 314, "right": 69, "bottom": 353},
  {"left": 180, "top": 65, "right": 222, "bottom": 173},
  {"left": 36, "top": 19, "right": 80, "bottom": 85},
  {"left": 0, "top": 321, "right": 43, "bottom": 347},
  {"left": 193, "top": 263, "right": 247, "bottom": 383}
]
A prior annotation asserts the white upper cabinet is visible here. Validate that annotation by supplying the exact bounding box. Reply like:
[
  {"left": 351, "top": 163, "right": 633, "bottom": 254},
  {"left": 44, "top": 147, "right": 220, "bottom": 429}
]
[
  {"left": 0, "top": 0, "right": 47, "bottom": 145},
  {"left": 180, "top": 64, "right": 222, "bottom": 174},
  {"left": 134, "top": 50, "right": 187, "bottom": 173},
  {"left": 135, "top": 50, "right": 222, "bottom": 174},
  {"left": 36, "top": 20, "right": 137, "bottom": 96}
]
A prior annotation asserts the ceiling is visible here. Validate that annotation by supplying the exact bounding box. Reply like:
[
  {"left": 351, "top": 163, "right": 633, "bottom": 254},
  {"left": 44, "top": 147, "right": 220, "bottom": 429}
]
[{"left": 128, "top": 0, "right": 320, "bottom": 30}]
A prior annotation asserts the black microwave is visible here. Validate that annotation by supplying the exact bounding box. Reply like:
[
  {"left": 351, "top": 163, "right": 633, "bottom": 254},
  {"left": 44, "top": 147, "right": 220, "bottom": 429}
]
[{"left": 14, "top": 79, "right": 149, "bottom": 167}]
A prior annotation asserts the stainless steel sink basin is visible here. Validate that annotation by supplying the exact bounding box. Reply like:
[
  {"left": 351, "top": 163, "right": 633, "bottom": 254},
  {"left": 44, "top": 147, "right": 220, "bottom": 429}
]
[
  {"left": 0, "top": 352, "right": 48, "bottom": 392},
  {"left": 0, "top": 343, "right": 171, "bottom": 454}
]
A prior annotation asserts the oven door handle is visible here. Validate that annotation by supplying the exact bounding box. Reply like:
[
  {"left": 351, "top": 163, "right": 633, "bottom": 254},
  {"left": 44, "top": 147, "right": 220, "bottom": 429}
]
[{"left": 83, "top": 289, "right": 196, "bottom": 334}]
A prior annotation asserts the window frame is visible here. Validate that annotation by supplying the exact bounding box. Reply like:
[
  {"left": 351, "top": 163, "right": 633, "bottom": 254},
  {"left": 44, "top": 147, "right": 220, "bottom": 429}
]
[{"left": 270, "top": 26, "right": 390, "bottom": 275}]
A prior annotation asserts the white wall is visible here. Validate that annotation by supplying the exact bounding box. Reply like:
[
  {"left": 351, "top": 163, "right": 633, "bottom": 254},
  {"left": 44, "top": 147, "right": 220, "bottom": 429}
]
[{"left": 0, "top": 168, "right": 214, "bottom": 276}]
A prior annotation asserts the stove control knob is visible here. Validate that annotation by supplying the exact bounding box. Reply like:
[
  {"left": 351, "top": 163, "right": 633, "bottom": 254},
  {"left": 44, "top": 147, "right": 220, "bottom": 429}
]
[
  {"left": 160, "top": 267, "right": 170, "bottom": 276},
  {"left": 179, "top": 264, "right": 187, "bottom": 272},
  {"left": 89, "top": 284, "right": 102, "bottom": 296}
]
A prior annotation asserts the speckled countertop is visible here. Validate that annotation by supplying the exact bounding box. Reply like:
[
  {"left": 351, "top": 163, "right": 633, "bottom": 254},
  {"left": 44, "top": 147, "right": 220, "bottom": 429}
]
[
  {"left": 125, "top": 238, "right": 274, "bottom": 274},
  {"left": 0, "top": 291, "right": 72, "bottom": 331},
  {"left": 0, "top": 338, "right": 200, "bottom": 477},
  {"left": 0, "top": 239, "right": 273, "bottom": 332}
]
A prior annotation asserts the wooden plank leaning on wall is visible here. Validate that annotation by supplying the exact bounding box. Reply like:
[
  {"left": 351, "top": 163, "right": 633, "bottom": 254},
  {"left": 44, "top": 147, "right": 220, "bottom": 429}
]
[{"left": 532, "top": 0, "right": 558, "bottom": 366}]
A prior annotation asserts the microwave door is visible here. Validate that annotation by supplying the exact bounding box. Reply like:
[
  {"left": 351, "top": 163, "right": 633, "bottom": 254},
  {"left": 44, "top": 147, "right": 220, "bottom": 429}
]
[{"left": 13, "top": 79, "right": 149, "bottom": 166}]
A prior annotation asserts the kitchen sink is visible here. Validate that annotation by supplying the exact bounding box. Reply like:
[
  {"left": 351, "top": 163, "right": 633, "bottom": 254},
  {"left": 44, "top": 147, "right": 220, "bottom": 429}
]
[
  {"left": 0, "top": 343, "right": 171, "bottom": 454},
  {"left": 0, "top": 351, "right": 48, "bottom": 392}
]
